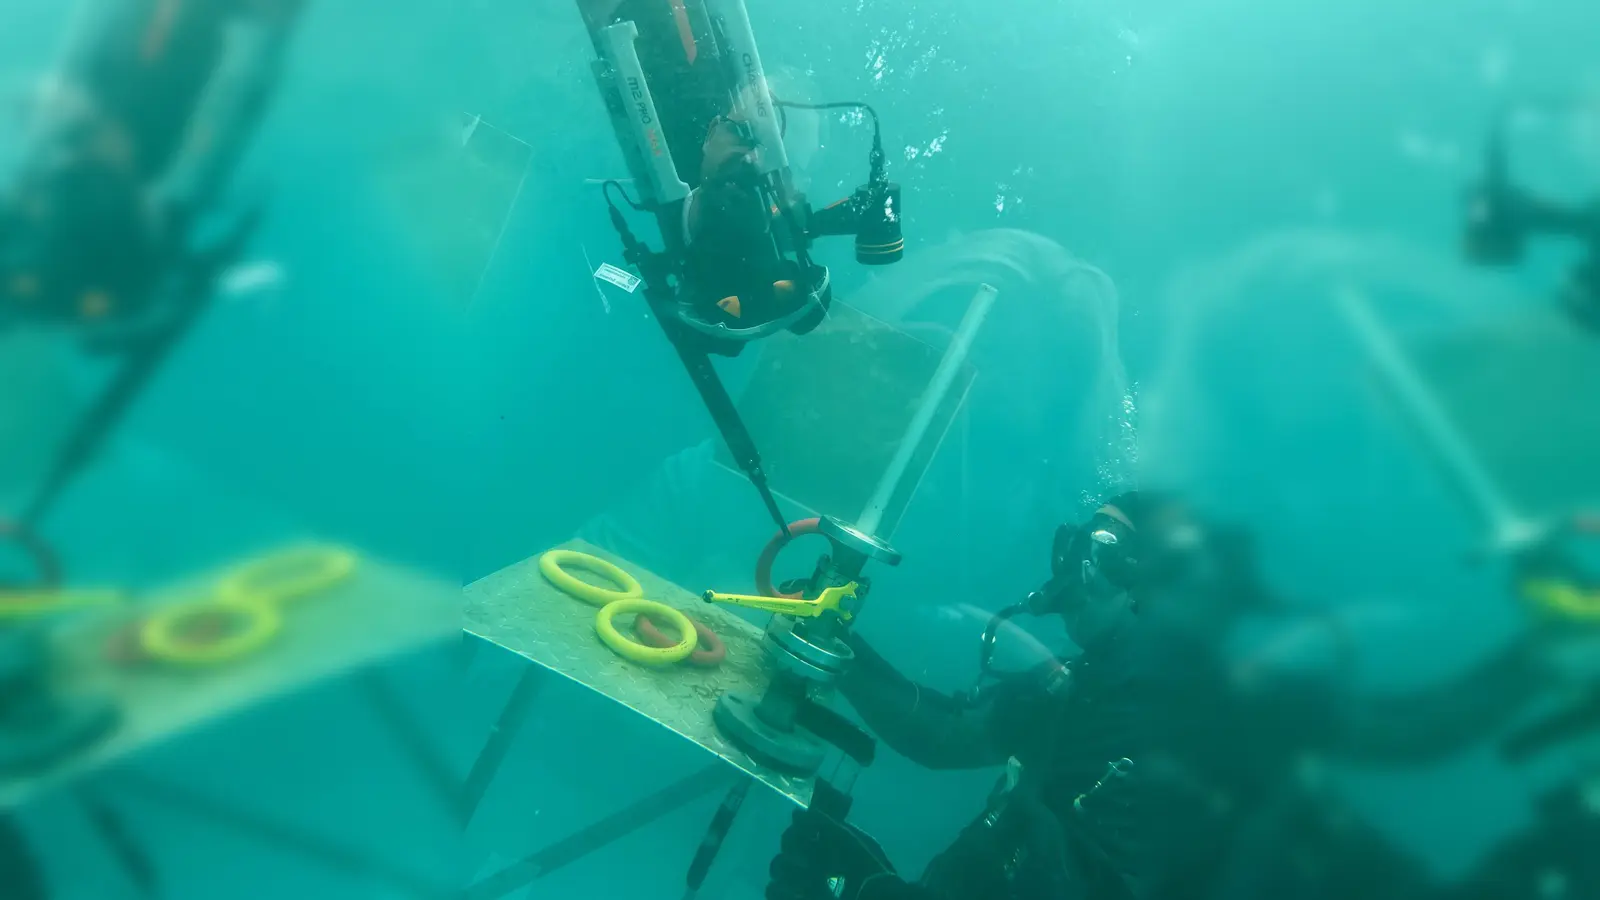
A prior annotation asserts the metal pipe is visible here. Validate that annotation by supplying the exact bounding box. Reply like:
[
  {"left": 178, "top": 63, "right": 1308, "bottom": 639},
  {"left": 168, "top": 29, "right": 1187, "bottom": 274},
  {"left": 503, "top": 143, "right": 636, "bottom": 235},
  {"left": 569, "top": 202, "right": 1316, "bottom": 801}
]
[
  {"left": 458, "top": 665, "right": 545, "bottom": 827},
  {"left": 703, "top": 0, "right": 789, "bottom": 174},
  {"left": 857, "top": 283, "right": 997, "bottom": 536},
  {"left": 1334, "top": 286, "right": 1540, "bottom": 550}
]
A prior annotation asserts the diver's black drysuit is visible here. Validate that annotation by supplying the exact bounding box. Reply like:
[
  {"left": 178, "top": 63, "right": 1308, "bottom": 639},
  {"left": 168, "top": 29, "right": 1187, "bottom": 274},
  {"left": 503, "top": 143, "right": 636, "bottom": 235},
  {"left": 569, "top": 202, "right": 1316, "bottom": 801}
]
[
  {"left": 1447, "top": 776, "right": 1600, "bottom": 900},
  {"left": 773, "top": 628, "right": 1160, "bottom": 900}
]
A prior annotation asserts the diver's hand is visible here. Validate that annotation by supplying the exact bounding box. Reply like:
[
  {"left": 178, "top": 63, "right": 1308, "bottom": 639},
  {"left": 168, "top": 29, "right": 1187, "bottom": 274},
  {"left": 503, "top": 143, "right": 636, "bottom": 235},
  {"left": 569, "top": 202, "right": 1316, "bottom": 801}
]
[
  {"left": 767, "top": 805, "right": 900, "bottom": 900},
  {"left": 1071, "top": 758, "right": 1147, "bottom": 881}
]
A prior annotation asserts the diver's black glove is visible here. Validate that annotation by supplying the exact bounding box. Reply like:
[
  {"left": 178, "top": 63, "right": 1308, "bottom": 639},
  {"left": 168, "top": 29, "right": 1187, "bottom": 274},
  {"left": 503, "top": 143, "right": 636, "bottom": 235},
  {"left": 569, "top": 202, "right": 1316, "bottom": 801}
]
[{"left": 767, "top": 804, "right": 911, "bottom": 900}]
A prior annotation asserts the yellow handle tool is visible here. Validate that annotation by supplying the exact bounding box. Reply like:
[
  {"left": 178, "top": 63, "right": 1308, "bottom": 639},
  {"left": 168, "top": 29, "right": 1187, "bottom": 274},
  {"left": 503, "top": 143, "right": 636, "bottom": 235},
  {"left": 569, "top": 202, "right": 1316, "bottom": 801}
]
[
  {"left": 701, "top": 583, "right": 861, "bottom": 620},
  {"left": 1522, "top": 578, "right": 1600, "bottom": 624},
  {"left": 0, "top": 589, "right": 124, "bottom": 618}
]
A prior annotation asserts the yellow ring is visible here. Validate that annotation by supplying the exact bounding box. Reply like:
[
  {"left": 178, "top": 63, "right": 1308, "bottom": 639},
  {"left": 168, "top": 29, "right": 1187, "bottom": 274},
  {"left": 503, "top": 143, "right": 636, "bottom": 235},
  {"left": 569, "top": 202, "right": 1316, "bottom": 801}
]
[
  {"left": 140, "top": 597, "right": 282, "bottom": 665},
  {"left": 1523, "top": 579, "right": 1600, "bottom": 622},
  {"left": 216, "top": 545, "right": 358, "bottom": 606},
  {"left": 539, "top": 550, "right": 642, "bottom": 607},
  {"left": 0, "top": 589, "right": 123, "bottom": 618},
  {"left": 595, "top": 598, "right": 696, "bottom": 666}
]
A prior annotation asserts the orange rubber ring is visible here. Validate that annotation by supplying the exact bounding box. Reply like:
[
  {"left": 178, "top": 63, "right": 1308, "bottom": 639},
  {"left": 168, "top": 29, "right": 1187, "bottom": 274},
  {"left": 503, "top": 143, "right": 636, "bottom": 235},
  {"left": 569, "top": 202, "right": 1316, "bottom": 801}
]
[
  {"left": 634, "top": 613, "right": 725, "bottom": 667},
  {"left": 755, "top": 517, "right": 822, "bottom": 599}
]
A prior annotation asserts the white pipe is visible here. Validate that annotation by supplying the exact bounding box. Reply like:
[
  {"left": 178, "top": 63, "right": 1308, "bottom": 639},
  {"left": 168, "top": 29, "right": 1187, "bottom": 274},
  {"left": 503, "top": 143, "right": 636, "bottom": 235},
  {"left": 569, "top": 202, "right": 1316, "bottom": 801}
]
[
  {"left": 703, "top": 0, "right": 790, "bottom": 174},
  {"left": 1334, "top": 286, "right": 1542, "bottom": 551},
  {"left": 858, "top": 284, "right": 998, "bottom": 536},
  {"left": 597, "top": 21, "right": 690, "bottom": 204}
]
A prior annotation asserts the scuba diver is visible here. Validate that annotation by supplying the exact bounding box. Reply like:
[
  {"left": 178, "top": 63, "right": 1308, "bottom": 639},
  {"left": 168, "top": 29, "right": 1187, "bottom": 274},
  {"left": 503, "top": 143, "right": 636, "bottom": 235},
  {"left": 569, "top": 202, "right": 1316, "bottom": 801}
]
[
  {"left": 1445, "top": 677, "right": 1600, "bottom": 900},
  {"left": 767, "top": 488, "right": 1579, "bottom": 900},
  {"left": 1439, "top": 519, "right": 1600, "bottom": 900},
  {"left": 766, "top": 494, "right": 1167, "bottom": 900},
  {"left": 577, "top": 0, "right": 903, "bottom": 532},
  {"left": 1443, "top": 692, "right": 1600, "bottom": 900},
  {"left": 1461, "top": 104, "right": 1600, "bottom": 331},
  {"left": 1075, "top": 495, "right": 1579, "bottom": 900}
]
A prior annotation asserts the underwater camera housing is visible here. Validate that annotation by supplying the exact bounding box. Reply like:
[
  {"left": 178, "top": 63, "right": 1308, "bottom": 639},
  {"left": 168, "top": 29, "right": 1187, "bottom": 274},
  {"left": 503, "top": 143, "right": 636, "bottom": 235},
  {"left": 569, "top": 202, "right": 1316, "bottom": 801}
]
[
  {"left": 1, "top": 0, "right": 300, "bottom": 351},
  {"left": 580, "top": 0, "right": 903, "bottom": 357},
  {"left": 806, "top": 153, "right": 904, "bottom": 266},
  {"left": 1462, "top": 106, "right": 1600, "bottom": 330}
]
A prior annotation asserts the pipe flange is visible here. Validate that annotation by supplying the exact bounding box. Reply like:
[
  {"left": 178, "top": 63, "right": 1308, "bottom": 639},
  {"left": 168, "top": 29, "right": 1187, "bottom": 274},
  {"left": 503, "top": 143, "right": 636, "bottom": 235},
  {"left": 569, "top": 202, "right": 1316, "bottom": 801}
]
[
  {"left": 819, "top": 517, "right": 900, "bottom": 567},
  {"left": 768, "top": 616, "right": 853, "bottom": 680},
  {"left": 713, "top": 691, "right": 826, "bottom": 776}
]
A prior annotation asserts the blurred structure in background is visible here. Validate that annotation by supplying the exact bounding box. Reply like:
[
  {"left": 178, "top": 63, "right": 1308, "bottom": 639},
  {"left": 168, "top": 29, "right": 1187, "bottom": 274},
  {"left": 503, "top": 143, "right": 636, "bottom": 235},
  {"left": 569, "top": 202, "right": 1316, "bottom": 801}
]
[{"left": 1, "top": 3, "right": 465, "bottom": 898}]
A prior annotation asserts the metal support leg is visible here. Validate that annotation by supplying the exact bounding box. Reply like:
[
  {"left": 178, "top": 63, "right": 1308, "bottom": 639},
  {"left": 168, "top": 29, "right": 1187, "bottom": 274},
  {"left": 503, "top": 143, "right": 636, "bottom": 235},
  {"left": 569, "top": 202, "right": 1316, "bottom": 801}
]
[
  {"left": 458, "top": 763, "right": 737, "bottom": 900},
  {"left": 116, "top": 771, "right": 453, "bottom": 899},
  {"left": 78, "top": 789, "right": 158, "bottom": 896},
  {"left": 358, "top": 669, "right": 462, "bottom": 820},
  {"left": 458, "top": 665, "right": 545, "bottom": 827}
]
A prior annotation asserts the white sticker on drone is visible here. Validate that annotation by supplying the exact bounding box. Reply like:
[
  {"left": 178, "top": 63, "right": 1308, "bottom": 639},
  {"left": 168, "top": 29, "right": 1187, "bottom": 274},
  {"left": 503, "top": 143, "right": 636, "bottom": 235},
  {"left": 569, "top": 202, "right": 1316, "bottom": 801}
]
[{"left": 594, "top": 263, "right": 641, "bottom": 293}]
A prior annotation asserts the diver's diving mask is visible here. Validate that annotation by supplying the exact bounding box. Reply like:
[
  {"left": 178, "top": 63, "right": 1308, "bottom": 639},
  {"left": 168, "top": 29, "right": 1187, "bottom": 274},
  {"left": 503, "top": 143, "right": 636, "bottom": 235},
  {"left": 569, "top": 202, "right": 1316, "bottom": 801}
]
[
  {"left": 1044, "top": 513, "right": 1141, "bottom": 611},
  {"left": 969, "top": 513, "right": 1144, "bottom": 692}
]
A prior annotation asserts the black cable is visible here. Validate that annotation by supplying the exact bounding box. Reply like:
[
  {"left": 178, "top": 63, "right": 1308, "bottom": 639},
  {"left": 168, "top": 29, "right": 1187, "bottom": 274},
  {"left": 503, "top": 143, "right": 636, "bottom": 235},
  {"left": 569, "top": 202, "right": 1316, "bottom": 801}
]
[
  {"left": 683, "top": 777, "right": 753, "bottom": 897},
  {"left": 599, "top": 181, "right": 793, "bottom": 539},
  {"left": 774, "top": 100, "right": 883, "bottom": 150},
  {"left": 603, "top": 179, "right": 645, "bottom": 213}
]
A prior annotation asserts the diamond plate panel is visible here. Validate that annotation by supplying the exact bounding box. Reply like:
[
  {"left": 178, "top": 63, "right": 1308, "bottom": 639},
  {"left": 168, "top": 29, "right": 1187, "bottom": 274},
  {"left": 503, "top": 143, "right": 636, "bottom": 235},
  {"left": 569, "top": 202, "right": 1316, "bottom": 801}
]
[
  {"left": 1, "top": 551, "right": 459, "bottom": 809},
  {"left": 462, "top": 539, "right": 814, "bottom": 807}
]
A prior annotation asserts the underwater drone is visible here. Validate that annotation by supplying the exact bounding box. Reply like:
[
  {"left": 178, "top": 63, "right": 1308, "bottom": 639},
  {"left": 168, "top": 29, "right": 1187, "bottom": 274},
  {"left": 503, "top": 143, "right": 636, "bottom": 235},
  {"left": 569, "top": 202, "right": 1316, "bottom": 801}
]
[
  {"left": 580, "top": 0, "right": 904, "bottom": 529},
  {"left": 1462, "top": 102, "right": 1600, "bottom": 330}
]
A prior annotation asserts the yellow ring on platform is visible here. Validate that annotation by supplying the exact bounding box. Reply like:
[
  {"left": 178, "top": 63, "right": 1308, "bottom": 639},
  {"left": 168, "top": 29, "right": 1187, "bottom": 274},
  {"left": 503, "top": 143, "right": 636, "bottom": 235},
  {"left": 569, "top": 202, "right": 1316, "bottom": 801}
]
[
  {"left": 217, "top": 545, "right": 358, "bottom": 606},
  {"left": 140, "top": 597, "right": 282, "bottom": 665},
  {"left": 1523, "top": 579, "right": 1600, "bottom": 622},
  {"left": 540, "top": 550, "right": 642, "bottom": 607},
  {"left": 595, "top": 598, "right": 696, "bottom": 666},
  {"left": 0, "top": 589, "right": 123, "bottom": 618}
]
